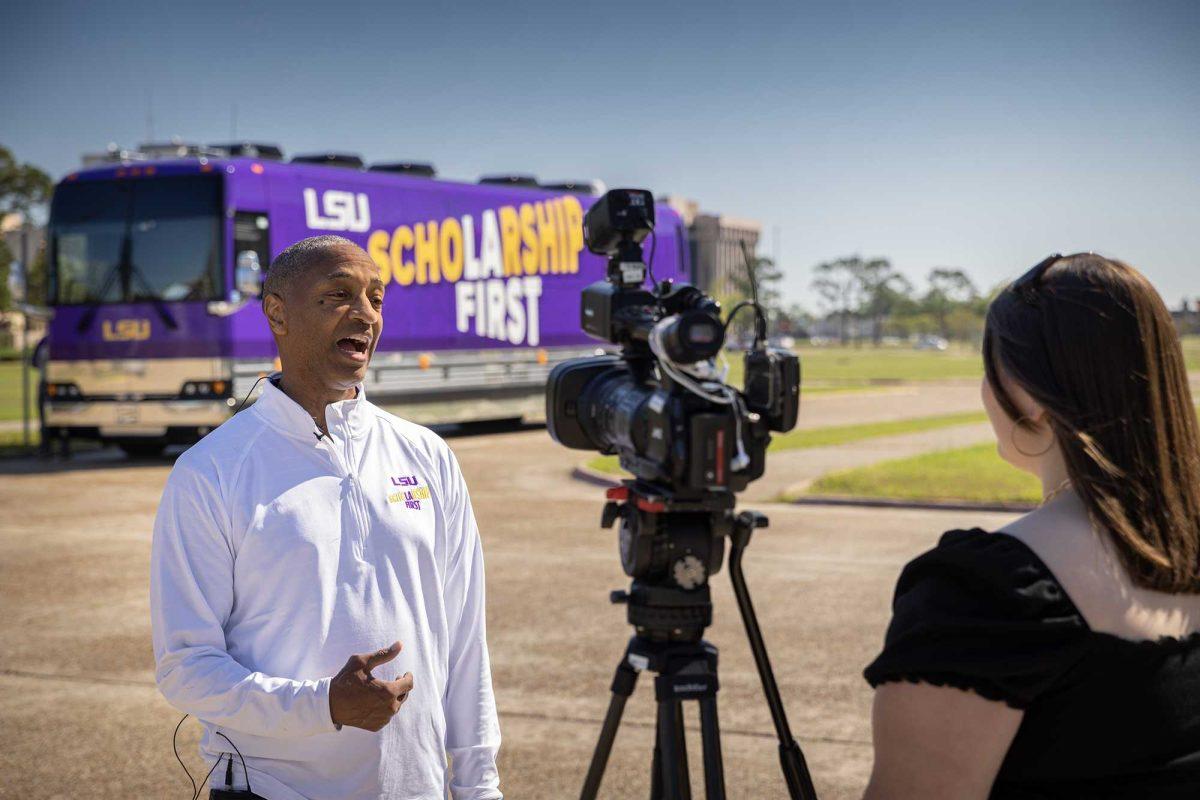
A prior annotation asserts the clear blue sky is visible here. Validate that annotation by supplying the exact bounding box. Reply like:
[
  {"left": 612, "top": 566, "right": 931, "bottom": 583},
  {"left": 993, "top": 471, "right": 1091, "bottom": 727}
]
[{"left": 2, "top": 0, "right": 1197, "bottom": 310}]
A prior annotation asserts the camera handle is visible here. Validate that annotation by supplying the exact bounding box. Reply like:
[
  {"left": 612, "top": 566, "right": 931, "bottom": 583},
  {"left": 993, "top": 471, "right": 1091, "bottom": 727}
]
[{"left": 729, "top": 510, "right": 819, "bottom": 800}]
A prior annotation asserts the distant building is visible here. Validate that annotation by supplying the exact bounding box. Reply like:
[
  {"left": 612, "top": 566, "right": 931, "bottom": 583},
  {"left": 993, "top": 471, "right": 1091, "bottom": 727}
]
[
  {"left": 1173, "top": 298, "right": 1200, "bottom": 336},
  {"left": 2, "top": 213, "right": 46, "bottom": 302},
  {"left": 662, "top": 195, "right": 761, "bottom": 299},
  {"left": 1, "top": 214, "right": 48, "bottom": 350}
]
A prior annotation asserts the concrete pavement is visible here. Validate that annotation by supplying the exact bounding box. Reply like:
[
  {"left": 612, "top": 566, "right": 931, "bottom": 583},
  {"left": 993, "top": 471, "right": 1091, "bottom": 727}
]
[{"left": 0, "top": 416, "right": 1022, "bottom": 799}]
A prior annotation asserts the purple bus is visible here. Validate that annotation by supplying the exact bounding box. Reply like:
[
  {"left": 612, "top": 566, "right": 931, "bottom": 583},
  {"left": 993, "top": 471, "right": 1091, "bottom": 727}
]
[{"left": 43, "top": 147, "right": 689, "bottom": 454}]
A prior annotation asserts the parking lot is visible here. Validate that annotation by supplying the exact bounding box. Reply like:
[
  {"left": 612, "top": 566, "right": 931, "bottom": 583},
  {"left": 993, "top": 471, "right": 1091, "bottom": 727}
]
[{"left": 0, "top": 394, "right": 1017, "bottom": 799}]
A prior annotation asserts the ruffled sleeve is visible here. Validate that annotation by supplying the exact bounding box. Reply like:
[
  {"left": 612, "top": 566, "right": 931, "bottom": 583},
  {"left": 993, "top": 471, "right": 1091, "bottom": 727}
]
[{"left": 864, "top": 529, "right": 1092, "bottom": 709}]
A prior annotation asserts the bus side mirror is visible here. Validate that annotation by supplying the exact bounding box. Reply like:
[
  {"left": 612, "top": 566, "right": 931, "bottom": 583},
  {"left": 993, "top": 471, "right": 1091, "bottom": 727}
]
[{"left": 236, "top": 250, "right": 263, "bottom": 298}]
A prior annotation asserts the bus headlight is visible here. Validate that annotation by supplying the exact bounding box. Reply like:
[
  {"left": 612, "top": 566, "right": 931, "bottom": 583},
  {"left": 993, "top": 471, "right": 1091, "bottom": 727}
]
[
  {"left": 47, "top": 382, "right": 84, "bottom": 399},
  {"left": 180, "top": 380, "right": 231, "bottom": 399}
]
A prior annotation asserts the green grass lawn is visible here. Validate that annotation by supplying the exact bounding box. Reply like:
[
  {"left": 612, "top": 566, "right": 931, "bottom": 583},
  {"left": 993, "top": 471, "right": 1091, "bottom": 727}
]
[
  {"left": 802, "top": 443, "right": 1042, "bottom": 506},
  {"left": 801, "top": 400, "right": 1200, "bottom": 506},
  {"left": 0, "top": 361, "right": 38, "bottom": 422},
  {"left": 716, "top": 344, "right": 982, "bottom": 395},
  {"left": 1185, "top": 335, "right": 1200, "bottom": 371},
  {"left": 586, "top": 410, "right": 988, "bottom": 475},
  {"left": 0, "top": 426, "right": 40, "bottom": 457},
  {"left": 789, "top": 336, "right": 1199, "bottom": 389},
  {"left": 792, "top": 343, "right": 983, "bottom": 389},
  {"left": 769, "top": 410, "right": 986, "bottom": 449}
]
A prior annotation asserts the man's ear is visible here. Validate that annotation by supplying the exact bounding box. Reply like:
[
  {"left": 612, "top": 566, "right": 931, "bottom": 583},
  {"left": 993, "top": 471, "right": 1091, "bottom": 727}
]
[{"left": 263, "top": 293, "right": 287, "bottom": 336}]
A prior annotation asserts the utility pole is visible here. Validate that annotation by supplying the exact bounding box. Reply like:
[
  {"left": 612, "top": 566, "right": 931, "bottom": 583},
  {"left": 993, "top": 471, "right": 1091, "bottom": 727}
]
[{"left": 19, "top": 221, "right": 33, "bottom": 450}]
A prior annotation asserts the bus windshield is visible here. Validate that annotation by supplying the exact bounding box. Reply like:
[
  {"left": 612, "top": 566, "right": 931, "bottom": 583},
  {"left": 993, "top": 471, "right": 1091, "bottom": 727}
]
[{"left": 50, "top": 174, "right": 222, "bottom": 305}]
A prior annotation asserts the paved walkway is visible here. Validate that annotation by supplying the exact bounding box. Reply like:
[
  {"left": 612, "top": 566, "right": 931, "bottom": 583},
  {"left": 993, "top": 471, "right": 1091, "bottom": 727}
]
[
  {"left": 792, "top": 381, "right": 983, "bottom": 429},
  {"left": 576, "top": 422, "right": 998, "bottom": 504},
  {"left": 743, "top": 421, "right": 997, "bottom": 503}
]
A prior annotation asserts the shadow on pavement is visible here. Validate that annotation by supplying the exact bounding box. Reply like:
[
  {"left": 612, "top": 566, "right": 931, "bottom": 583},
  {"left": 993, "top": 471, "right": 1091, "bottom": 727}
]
[
  {"left": 0, "top": 445, "right": 185, "bottom": 475},
  {"left": 0, "top": 419, "right": 545, "bottom": 474}
]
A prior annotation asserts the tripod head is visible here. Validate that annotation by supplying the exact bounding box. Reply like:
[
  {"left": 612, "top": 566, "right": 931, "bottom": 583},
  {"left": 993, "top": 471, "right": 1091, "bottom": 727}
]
[{"left": 600, "top": 481, "right": 767, "bottom": 643}]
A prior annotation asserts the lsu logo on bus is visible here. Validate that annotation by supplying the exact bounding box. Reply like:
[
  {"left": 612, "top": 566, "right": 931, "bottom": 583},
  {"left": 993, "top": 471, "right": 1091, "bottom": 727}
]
[
  {"left": 101, "top": 319, "right": 151, "bottom": 342},
  {"left": 304, "top": 188, "right": 371, "bottom": 232}
]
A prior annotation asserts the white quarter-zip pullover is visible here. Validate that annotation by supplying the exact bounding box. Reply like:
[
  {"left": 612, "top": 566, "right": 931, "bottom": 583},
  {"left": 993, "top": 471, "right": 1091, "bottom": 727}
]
[{"left": 150, "top": 379, "right": 501, "bottom": 799}]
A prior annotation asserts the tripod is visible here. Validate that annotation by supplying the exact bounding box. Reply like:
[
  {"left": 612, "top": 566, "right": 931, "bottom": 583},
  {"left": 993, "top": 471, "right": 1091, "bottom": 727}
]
[{"left": 580, "top": 505, "right": 818, "bottom": 800}]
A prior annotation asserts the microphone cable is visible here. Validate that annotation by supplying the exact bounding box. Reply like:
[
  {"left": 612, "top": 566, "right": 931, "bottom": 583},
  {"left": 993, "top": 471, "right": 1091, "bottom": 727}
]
[
  {"left": 234, "top": 374, "right": 270, "bottom": 414},
  {"left": 172, "top": 713, "right": 253, "bottom": 798},
  {"left": 172, "top": 714, "right": 196, "bottom": 799},
  {"left": 214, "top": 731, "right": 253, "bottom": 796}
]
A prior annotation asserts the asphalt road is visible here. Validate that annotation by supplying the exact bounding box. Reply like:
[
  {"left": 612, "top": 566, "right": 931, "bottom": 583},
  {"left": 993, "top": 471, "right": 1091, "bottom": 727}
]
[{"left": 0, "top": 388, "right": 1018, "bottom": 800}]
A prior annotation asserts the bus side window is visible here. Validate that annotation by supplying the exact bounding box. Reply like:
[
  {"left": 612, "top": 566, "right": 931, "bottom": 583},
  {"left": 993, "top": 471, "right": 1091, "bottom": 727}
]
[{"left": 234, "top": 212, "right": 271, "bottom": 298}]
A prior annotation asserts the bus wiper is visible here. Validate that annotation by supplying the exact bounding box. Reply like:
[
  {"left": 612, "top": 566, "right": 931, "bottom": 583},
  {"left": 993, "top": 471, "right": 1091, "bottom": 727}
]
[
  {"left": 75, "top": 235, "right": 179, "bottom": 333},
  {"left": 127, "top": 260, "right": 179, "bottom": 330},
  {"left": 75, "top": 237, "right": 129, "bottom": 334}
]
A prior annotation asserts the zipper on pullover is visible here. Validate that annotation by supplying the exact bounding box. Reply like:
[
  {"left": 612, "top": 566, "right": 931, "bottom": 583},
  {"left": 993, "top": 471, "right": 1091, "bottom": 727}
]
[{"left": 317, "top": 417, "right": 373, "bottom": 560}]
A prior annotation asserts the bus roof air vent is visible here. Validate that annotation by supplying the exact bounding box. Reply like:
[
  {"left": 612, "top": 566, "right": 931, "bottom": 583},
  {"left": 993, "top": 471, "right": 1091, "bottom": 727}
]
[
  {"left": 211, "top": 142, "right": 284, "bottom": 160},
  {"left": 369, "top": 162, "right": 437, "bottom": 177},
  {"left": 540, "top": 180, "right": 606, "bottom": 196},
  {"left": 290, "top": 153, "right": 365, "bottom": 169},
  {"left": 138, "top": 141, "right": 207, "bottom": 159},
  {"left": 478, "top": 174, "right": 539, "bottom": 188}
]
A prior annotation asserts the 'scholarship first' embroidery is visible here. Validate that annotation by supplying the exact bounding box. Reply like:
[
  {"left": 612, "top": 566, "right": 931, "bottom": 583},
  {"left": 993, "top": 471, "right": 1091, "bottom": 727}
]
[{"left": 387, "top": 475, "right": 430, "bottom": 510}]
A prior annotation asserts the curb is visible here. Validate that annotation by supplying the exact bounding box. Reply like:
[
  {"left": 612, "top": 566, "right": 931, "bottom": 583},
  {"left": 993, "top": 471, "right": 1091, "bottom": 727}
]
[
  {"left": 787, "top": 495, "right": 1036, "bottom": 513},
  {"left": 570, "top": 462, "right": 1036, "bottom": 514},
  {"left": 570, "top": 465, "right": 622, "bottom": 488}
]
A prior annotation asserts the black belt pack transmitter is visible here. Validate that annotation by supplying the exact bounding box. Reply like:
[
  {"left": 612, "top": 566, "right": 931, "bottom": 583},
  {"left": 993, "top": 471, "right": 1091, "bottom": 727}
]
[{"left": 210, "top": 789, "right": 266, "bottom": 799}]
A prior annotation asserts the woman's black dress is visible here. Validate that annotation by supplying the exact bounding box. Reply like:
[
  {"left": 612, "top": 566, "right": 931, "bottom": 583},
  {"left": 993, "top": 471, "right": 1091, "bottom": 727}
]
[{"left": 864, "top": 529, "right": 1200, "bottom": 799}]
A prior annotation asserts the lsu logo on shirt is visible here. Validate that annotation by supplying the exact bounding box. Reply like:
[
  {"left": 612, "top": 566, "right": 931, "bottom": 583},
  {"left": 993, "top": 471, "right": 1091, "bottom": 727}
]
[{"left": 387, "top": 474, "right": 430, "bottom": 511}]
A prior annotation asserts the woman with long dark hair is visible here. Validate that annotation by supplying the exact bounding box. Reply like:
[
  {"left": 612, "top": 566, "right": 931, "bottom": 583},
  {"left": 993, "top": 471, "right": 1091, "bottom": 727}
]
[{"left": 863, "top": 253, "right": 1200, "bottom": 799}]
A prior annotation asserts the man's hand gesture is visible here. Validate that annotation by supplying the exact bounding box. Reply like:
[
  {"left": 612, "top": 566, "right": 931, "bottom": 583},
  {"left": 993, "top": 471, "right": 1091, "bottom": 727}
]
[{"left": 329, "top": 641, "right": 414, "bottom": 732}]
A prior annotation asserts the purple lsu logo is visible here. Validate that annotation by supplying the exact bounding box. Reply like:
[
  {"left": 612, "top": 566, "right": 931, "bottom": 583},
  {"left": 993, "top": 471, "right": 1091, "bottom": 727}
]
[{"left": 391, "top": 475, "right": 419, "bottom": 487}]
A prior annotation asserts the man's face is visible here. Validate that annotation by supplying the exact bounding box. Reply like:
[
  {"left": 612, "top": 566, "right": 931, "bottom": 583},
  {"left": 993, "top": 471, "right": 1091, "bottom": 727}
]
[{"left": 266, "top": 245, "right": 385, "bottom": 390}]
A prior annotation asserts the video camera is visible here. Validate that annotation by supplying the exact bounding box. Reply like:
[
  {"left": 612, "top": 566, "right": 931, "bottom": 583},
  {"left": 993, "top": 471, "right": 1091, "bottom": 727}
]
[{"left": 547, "top": 188, "right": 800, "bottom": 498}]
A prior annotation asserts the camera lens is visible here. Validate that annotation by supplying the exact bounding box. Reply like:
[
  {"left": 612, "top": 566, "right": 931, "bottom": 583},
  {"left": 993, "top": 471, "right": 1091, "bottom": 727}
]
[{"left": 658, "top": 311, "right": 724, "bottom": 364}]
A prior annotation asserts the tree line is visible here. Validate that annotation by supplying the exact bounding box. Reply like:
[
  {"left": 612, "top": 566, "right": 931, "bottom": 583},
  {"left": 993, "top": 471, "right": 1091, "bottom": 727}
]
[
  {"left": 718, "top": 253, "right": 994, "bottom": 346},
  {"left": 0, "top": 146, "right": 53, "bottom": 314},
  {"left": 809, "top": 255, "right": 990, "bottom": 344}
]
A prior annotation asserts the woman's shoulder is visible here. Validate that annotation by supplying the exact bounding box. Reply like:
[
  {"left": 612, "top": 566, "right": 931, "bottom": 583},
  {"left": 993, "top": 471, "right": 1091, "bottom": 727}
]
[
  {"left": 898, "top": 527, "right": 1080, "bottom": 619},
  {"left": 865, "top": 527, "right": 1091, "bottom": 708},
  {"left": 1000, "top": 493, "right": 1200, "bottom": 641}
]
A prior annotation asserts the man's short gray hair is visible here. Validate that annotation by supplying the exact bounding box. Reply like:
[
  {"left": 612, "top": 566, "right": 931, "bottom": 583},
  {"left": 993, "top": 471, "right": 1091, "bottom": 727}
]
[{"left": 264, "top": 235, "right": 363, "bottom": 298}]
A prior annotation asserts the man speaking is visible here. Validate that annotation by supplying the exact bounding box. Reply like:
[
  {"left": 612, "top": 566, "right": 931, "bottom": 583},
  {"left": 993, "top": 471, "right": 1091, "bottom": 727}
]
[{"left": 151, "top": 236, "right": 502, "bottom": 799}]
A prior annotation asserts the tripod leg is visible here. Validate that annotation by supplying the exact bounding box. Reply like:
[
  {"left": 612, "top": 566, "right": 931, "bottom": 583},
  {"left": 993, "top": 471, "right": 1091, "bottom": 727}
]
[
  {"left": 779, "top": 739, "right": 818, "bottom": 800},
  {"left": 657, "top": 698, "right": 690, "bottom": 799},
  {"left": 674, "top": 701, "right": 692, "bottom": 800},
  {"left": 729, "top": 513, "right": 819, "bottom": 800},
  {"left": 698, "top": 696, "right": 726, "bottom": 800},
  {"left": 650, "top": 702, "right": 664, "bottom": 800},
  {"left": 581, "top": 659, "right": 640, "bottom": 800}
]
